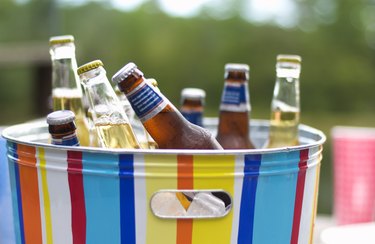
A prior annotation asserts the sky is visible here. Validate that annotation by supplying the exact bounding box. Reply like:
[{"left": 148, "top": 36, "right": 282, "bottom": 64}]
[
  {"left": 35, "top": 0, "right": 298, "bottom": 28},
  {"left": 111, "top": 0, "right": 298, "bottom": 27}
]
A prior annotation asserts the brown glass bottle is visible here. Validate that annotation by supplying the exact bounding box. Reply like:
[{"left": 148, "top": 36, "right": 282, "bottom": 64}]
[
  {"left": 111, "top": 62, "right": 222, "bottom": 150},
  {"left": 47, "top": 110, "right": 80, "bottom": 146},
  {"left": 216, "top": 63, "right": 255, "bottom": 149}
]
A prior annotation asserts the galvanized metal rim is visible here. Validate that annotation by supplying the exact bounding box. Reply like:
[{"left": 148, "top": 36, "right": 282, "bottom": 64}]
[{"left": 2, "top": 119, "right": 326, "bottom": 155}]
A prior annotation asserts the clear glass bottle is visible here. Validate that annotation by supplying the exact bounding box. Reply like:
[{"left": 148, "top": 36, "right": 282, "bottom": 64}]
[
  {"left": 180, "top": 88, "right": 206, "bottom": 127},
  {"left": 216, "top": 63, "right": 255, "bottom": 149},
  {"left": 77, "top": 60, "right": 140, "bottom": 149},
  {"left": 264, "top": 54, "right": 301, "bottom": 148},
  {"left": 47, "top": 110, "right": 80, "bottom": 146},
  {"left": 114, "top": 85, "right": 135, "bottom": 121},
  {"left": 49, "top": 35, "right": 90, "bottom": 146},
  {"left": 111, "top": 62, "right": 222, "bottom": 150}
]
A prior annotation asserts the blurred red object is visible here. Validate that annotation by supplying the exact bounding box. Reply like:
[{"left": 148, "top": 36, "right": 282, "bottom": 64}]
[{"left": 332, "top": 126, "right": 375, "bottom": 225}]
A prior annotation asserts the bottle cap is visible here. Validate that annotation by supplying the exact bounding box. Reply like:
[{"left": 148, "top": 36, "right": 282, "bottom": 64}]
[
  {"left": 148, "top": 78, "right": 158, "bottom": 87},
  {"left": 49, "top": 35, "right": 75, "bottom": 46},
  {"left": 112, "top": 62, "right": 144, "bottom": 84},
  {"left": 77, "top": 60, "right": 104, "bottom": 75},
  {"left": 224, "top": 63, "right": 249, "bottom": 72},
  {"left": 47, "top": 110, "right": 75, "bottom": 125},
  {"left": 181, "top": 88, "right": 206, "bottom": 100},
  {"left": 277, "top": 54, "right": 302, "bottom": 64}
]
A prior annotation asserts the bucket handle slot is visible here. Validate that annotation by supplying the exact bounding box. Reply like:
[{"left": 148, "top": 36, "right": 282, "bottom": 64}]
[{"left": 150, "top": 190, "right": 232, "bottom": 219}]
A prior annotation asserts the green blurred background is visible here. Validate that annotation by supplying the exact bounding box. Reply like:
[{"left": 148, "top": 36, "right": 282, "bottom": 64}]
[{"left": 1, "top": 0, "right": 375, "bottom": 214}]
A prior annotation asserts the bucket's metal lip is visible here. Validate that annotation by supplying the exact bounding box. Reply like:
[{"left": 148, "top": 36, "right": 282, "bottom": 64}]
[{"left": 2, "top": 119, "right": 326, "bottom": 155}]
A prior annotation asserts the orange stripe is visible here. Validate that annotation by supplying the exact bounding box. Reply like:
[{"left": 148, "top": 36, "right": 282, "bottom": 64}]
[
  {"left": 176, "top": 155, "right": 194, "bottom": 244},
  {"left": 18, "top": 144, "right": 43, "bottom": 244}
]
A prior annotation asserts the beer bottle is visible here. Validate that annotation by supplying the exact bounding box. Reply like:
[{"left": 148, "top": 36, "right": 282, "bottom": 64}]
[
  {"left": 180, "top": 88, "right": 206, "bottom": 127},
  {"left": 47, "top": 110, "right": 80, "bottom": 146},
  {"left": 77, "top": 60, "right": 140, "bottom": 149},
  {"left": 264, "top": 55, "right": 301, "bottom": 148},
  {"left": 87, "top": 104, "right": 107, "bottom": 147},
  {"left": 111, "top": 62, "right": 222, "bottom": 150},
  {"left": 216, "top": 63, "right": 255, "bottom": 149},
  {"left": 49, "top": 35, "right": 90, "bottom": 146},
  {"left": 140, "top": 78, "right": 159, "bottom": 149},
  {"left": 115, "top": 82, "right": 158, "bottom": 149}
]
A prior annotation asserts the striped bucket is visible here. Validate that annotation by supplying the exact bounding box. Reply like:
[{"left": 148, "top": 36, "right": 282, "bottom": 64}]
[{"left": 2, "top": 119, "right": 325, "bottom": 244}]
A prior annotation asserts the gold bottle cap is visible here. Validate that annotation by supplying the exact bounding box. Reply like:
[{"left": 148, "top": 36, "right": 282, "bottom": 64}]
[
  {"left": 148, "top": 78, "right": 158, "bottom": 87},
  {"left": 77, "top": 60, "right": 104, "bottom": 75},
  {"left": 277, "top": 54, "right": 302, "bottom": 64},
  {"left": 47, "top": 110, "right": 75, "bottom": 125},
  {"left": 49, "top": 35, "right": 75, "bottom": 45},
  {"left": 112, "top": 62, "right": 144, "bottom": 84},
  {"left": 224, "top": 63, "right": 249, "bottom": 72}
]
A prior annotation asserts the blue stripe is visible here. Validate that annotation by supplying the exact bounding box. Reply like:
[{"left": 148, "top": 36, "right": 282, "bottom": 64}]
[
  {"left": 82, "top": 152, "right": 120, "bottom": 244},
  {"left": 0, "top": 138, "right": 16, "bottom": 243},
  {"left": 252, "top": 151, "right": 299, "bottom": 244},
  {"left": 7, "top": 142, "right": 24, "bottom": 244},
  {"left": 238, "top": 154, "right": 261, "bottom": 244},
  {"left": 119, "top": 154, "right": 136, "bottom": 244}
]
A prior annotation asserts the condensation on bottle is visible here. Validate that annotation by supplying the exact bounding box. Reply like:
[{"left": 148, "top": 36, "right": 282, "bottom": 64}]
[
  {"left": 264, "top": 54, "right": 301, "bottom": 148},
  {"left": 216, "top": 63, "right": 255, "bottom": 149},
  {"left": 111, "top": 62, "right": 223, "bottom": 150},
  {"left": 77, "top": 60, "right": 140, "bottom": 149},
  {"left": 180, "top": 88, "right": 206, "bottom": 127},
  {"left": 49, "top": 35, "right": 90, "bottom": 146},
  {"left": 47, "top": 110, "right": 80, "bottom": 146}
]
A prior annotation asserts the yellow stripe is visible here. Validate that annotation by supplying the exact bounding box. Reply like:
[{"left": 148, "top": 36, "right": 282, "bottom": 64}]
[
  {"left": 192, "top": 155, "right": 235, "bottom": 244},
  {"left": 145, "top": 154, "right": 177, "bottom": 244},
  {"left": 39, "top": 148, "right": 53, "bottom": 244},
  {"left": 309, "top": 164, "right": 321, "bottom": 244}
]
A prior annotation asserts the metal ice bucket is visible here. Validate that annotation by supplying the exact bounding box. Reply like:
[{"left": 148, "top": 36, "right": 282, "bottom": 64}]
[{"left": 2, "top": 118, "right": 325, "bottom": 244}]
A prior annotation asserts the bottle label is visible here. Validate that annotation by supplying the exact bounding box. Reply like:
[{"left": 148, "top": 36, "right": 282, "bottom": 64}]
[
  {"left": 127, "top": 81, "right": 168, "bottom": 122},
  {"left": 181, "top": 110, "right": 203, "bottom": 127},
  {"left": 52, "top": 133, "right": 80, "bottom": 146},
  {"left": 220, "top": 82, "right": 250, "bottom": 112}
]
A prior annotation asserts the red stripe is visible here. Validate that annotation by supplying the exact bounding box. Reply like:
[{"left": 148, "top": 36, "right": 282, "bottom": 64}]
[
  {"left": 18, "top": 144, "right": 43, "bottom": 244},
  {"left": 67, "top": 151, "right": 86, "bottom": 244},
  {"left": 176, "top": 155, "right": 194, "bottom": 244},
  {"left": 291, "top": 149, "right": 309, "bottom": 244}
]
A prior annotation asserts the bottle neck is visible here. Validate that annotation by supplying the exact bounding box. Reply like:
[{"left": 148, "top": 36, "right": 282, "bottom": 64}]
[
  {"left": 80, "top": 67, "right": 128, "bottom": 124},
  {"left": 50, "top": 44, "right": 81, "bottom": 93},
  {"left": 118, "top": 75, "right": 169, "bottom": 123},
  {"left": 51, "top": 132, "right": 80, "bottom": 146},
  {"left": 49, "top": 122, "right": 80, "bottom": 146},
  {"left": 220, "top": 79, "right": 250, "bottom": 113},
  {"left": 271, "top": 67, "right": 300, "bottom": 113},
  {"left": 181, "top": 99, "right": 203, "bottom": 111},
  {"left": 181, "top": 99, "right": 204, "bottom": 127}
]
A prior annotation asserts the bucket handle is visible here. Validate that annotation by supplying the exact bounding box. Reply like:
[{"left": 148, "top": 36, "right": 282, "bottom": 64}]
[{"left": 150, "top": 190, "right": 232, "bottom": 219}]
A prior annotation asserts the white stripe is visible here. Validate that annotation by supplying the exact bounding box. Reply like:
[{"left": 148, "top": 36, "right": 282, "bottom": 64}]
[
  {"left": 298, "top": 147, "right": 319, "bottom": 244},
  {"left": 44, "top": 149, "right": 73, "bottom": 244},
  {"left": 36, "top": 148, "right": 47, "bottom": 244},
  {"left": 134, "top": 154, "right": 147, "bottom": 244},
  {"left": 231, "top": 155, "right": 244, "bottom": 244}
]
